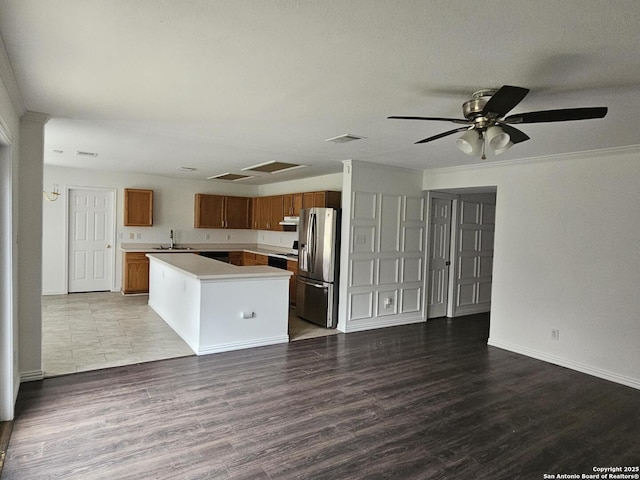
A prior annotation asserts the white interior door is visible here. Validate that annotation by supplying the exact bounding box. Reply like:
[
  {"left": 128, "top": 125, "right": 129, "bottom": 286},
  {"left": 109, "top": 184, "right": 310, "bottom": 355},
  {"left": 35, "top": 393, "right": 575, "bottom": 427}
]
[
  {"left": 427, "top": 196, "right": 453, "bottom": 318},
  {"left": 453, "top": 194, "right": 495, "bottom": 316},
  {"left": 68, "top": 188, "right": 115, "bottom": 293}
]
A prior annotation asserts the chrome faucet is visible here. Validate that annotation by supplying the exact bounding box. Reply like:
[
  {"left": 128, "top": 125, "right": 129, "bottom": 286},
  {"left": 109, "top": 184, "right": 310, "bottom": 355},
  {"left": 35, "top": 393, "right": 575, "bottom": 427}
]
[{"left": 169, "top": 229, "right": 175, "bottom": 249}]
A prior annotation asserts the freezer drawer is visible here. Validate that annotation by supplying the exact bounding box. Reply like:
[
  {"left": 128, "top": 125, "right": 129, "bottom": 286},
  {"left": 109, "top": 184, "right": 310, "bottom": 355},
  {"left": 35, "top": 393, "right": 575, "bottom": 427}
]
[{"left": 296, "top": 277, "right": 337, "bottom": 328}]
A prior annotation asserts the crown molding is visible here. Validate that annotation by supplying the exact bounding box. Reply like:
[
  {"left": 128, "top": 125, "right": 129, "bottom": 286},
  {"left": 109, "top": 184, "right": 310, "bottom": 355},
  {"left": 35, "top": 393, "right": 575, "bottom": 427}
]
[
  {"left": 424, "top": 144, "right": 640, "bottom": 175},
  {"left": 21, "top": 110, "right": 49, "bottom": 125},
  {"left": 0, "top": 32, "right": 25, "bottom": 116}
]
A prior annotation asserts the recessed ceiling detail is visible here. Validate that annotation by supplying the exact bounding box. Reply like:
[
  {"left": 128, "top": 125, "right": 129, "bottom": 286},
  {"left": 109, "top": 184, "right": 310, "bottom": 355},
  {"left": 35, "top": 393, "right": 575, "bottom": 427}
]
[
  {"left": 176, "top": 166, "right": 197, "bottom": 172},
  {"left": 207, "top": 173, "right": 254, "bottom": 181},
  {"left": 324, "top": 134, "right": 366, "bottom": 144},
  {"left": 242, "top": 161, "right": 305, "bottom": 174}
]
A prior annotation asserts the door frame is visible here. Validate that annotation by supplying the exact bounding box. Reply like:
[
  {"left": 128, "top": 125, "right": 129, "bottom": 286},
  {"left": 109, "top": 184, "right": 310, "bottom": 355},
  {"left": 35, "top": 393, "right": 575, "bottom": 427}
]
[
  {"left": 65, "top": 186, "right": 118, "bottom": 294},
  {"left": 425, "top": 191, "right": 458, "bottom": 319},
  {"left": 0, "top": 131, "right": 14, "bottom": 420}
]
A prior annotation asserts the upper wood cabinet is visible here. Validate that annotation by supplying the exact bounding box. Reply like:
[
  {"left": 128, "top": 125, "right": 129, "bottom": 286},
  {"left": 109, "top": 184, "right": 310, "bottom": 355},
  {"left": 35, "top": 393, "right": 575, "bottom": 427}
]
[
  {"left": 283, "top": 193, "right": 303, "bottom": 217},
  {"left": 124, "top": 188, "right": 153, "bottom": 226},
  {"left": 302, "top": 191, "right": 341, "bottom": 209},
  {"left": 194, "top": 194, "right": 251, "bottom": 229},
  {"left": 252, "top": 195, "right": 284, "bottom": 231}
]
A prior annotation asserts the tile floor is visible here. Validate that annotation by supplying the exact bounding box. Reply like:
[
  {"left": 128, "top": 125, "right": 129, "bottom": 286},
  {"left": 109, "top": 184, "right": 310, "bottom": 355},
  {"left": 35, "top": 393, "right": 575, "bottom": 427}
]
[{"left": 42, "top": 292, "right": 337, "bottom": 378}]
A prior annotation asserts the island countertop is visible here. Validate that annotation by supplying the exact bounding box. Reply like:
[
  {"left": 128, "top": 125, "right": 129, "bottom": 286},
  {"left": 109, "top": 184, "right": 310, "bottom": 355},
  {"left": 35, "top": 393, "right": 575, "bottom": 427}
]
[{"left": 146, "top": 253, "right": 292, "bottom": 281}]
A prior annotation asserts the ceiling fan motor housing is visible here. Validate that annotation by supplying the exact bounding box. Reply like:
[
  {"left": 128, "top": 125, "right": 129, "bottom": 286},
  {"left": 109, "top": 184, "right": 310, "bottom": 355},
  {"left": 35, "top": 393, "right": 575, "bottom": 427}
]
[{"left": 462, "top": 89, "right": 497, "bottom": 129}]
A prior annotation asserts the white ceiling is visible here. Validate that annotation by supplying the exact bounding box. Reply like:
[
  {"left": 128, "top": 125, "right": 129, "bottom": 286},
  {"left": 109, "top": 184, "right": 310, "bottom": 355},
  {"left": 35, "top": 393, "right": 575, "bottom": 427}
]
[{"left": 1, "top": 0, "right": 640, "bottom": 185}]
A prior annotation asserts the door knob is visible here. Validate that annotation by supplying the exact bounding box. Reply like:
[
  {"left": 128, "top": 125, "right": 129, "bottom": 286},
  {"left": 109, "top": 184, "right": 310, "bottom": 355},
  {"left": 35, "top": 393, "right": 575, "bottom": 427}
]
[{"left": 106, "top": 244, "right": 112, "bottom": 249}]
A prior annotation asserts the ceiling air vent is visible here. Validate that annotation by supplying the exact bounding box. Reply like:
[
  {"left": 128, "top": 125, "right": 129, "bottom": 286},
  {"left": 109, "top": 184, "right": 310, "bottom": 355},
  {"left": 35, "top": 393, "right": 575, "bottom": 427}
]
[
  {"left": 207, "top": 173, "right": 254, "bottom": 181},
  {"left": 76, "top": 150, "right": 99, "bottom": 157},
  {"left": 176, "top": 167, "right": 197, "bottom": 172}
]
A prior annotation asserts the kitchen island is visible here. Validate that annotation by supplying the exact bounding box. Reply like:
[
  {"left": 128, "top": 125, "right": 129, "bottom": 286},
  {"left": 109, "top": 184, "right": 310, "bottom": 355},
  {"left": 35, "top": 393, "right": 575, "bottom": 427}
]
[{"left": 147, "top": 253, "right": 292, "bottom": 355}]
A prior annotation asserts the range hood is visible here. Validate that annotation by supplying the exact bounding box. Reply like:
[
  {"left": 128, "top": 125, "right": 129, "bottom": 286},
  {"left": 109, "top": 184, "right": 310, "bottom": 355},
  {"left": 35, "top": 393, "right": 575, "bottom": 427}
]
[{"left": 279, "top": 216, "right": 299, "bottom": 226}]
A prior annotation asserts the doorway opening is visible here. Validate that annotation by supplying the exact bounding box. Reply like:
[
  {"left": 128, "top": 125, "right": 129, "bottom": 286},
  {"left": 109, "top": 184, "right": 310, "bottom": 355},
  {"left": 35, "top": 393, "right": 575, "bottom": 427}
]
[{"left": 426, "top": 187, "right": 497, "bottom": 320}]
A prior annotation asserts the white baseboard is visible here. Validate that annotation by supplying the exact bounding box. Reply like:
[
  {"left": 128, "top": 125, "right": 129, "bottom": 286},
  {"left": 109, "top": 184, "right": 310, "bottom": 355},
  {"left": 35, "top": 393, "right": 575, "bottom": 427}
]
[
  {"left": 42, "top": 289, "right": 66, "bottom": 296},
  {"left": 198, "top": 335, "right": 290, "bottom": 355},
  {"left": 345, "top": 314, "right": 425, "bottom": 333},
  {"left": 488, "top": 338, "right": 640, "bottom": 391},
  {"left": 20, "top": 370, "right": 44, "bottom": 383}
]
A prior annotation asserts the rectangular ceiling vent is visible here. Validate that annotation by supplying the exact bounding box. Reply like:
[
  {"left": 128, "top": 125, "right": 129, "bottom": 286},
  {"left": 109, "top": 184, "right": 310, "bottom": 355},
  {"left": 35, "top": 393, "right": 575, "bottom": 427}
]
[
  {"left": 76, "top": 150, "right": 99, "bottom": 157},
  {"left": 324, "top": 133, "right": 366, "bottom": 143},
  {"left": 176, "top": 166, "right": 197, "bottom": 172},
  {"left": 242, "top": 161, "right": 305, "bottom": 174},
  {"left": 207, "top": 173, "right": 254, "bottom": 181}
]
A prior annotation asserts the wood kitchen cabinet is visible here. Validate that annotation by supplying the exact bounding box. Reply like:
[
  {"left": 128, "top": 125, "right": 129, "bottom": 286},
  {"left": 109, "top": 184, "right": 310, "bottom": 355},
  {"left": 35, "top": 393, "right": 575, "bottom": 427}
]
[
  {"left": 229, "top": 251, "right": 243, "bottom": 266},
  {"left": 124, "top": 188, "right": 153, "bottom": 226},
  {"left": 287, "top": 260, "right": 297, "bottom": 305},
  {"left": 253, "top": 195, "right": 284, "bottom": 231},
  {"left": 283, "top": 193, "right": 303, "bottom": 217},
  {"left": 243, "top": 251, "right": 257, "bottom": 266},
  {"left": 302, "top": 191, "right": 341, "bottom": 209},
  {"left": 122, "top": 252, "right": 150, "bottom": 294},
  {"left": 194, "top": 194, "right": 251, "bottom": 229},
  {"left": 255, "top": 253, "right": 269, "bottom": 265}
]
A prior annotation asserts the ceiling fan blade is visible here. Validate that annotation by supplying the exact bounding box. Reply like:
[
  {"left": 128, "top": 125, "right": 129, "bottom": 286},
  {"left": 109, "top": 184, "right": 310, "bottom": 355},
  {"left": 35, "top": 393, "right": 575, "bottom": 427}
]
[
  {"left": 388, "top": 116, "right": 470, "bottom": 125},
  {"left": 504, "top": 107, "right": 608, "bottom": 124},
  {"left": 497, "top": 124, "right": 530, "bottom": 144},
  {"left": 482, "top": 85, "right": 530, "bottom": 117},
  {"left": 415, "top": 127, "right": 471, "bottom": 144}
]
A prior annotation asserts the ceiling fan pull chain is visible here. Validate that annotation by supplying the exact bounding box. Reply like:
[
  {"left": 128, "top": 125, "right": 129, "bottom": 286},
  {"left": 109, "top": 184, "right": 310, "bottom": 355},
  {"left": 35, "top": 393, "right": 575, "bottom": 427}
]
[{"left": 481, "top": 132, "right": 487, "bottom": 160}]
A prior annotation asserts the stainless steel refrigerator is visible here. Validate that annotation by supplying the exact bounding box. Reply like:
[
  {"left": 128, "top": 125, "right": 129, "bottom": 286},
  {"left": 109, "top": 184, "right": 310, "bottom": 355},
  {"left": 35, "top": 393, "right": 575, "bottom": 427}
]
[{"left": 296, "top": 207, "right": 340, "bottom": 328}]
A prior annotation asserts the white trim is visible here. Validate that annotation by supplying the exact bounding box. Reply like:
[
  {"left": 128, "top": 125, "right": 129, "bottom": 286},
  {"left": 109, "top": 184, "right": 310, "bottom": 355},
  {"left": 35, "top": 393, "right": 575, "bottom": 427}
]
[
  {"left": 19, "top": 370, "right": 44, "bottom": 383},
  {"left": 0, "top": 136, "right": 14, "bottom": 421},
  {"left": 345, "top": 314, "right": 424, "bottom": 333},
  {"left": 488, "top": 338, "right": 640, "bottom": 391},
  {"left": 197, "top": 335, "right": 289, "bottom": 355}
]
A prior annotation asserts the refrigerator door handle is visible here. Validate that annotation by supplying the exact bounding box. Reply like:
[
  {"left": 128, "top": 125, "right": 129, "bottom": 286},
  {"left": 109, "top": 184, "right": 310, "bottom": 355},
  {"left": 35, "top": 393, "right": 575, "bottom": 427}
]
[
  {"left": 308, "top": 211, "right": 316, "bottom": 274},
  {"left": 298, "top": 278, "right": 326, "bottom": 288}
]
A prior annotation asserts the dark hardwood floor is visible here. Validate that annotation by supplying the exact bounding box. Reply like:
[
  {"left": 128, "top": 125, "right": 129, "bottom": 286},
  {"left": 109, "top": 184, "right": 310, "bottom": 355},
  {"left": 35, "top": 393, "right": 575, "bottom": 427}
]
[{"left": 3, "top": 314, "right": 639, "bottom": 479}]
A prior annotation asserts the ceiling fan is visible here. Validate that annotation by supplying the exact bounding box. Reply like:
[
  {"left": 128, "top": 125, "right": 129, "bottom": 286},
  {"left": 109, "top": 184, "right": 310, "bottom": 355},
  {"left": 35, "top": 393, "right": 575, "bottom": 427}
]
[{"left": 388, "top": 85, "right": 608, "bottom": 159}]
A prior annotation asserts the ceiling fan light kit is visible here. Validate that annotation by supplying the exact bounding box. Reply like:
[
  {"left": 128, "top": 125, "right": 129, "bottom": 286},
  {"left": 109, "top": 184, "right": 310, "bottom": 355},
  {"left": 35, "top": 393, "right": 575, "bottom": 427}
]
[{"left": 388, "top": 85, "right": 608, "bottom": 160}]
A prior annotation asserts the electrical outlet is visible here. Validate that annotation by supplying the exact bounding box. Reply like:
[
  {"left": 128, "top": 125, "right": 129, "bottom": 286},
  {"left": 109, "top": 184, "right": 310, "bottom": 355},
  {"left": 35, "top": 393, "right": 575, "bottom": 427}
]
[
  {"left": 551, "top": 329, "right": 560, "bottom": 340},
  {"left": 136, "top": 233, "right": 141, "bottom": 239},
  {"left": 128, "top": 233, "right": 135, "bottom": 240},
  {"left": 205, "top": 233, "right": 211, "bottom": 240},
  {"left": 384, "top": 297, "right": 393, "bottom": 308},
  {"left": 226, "top": 234, "right": 231, "bottom": 240}
]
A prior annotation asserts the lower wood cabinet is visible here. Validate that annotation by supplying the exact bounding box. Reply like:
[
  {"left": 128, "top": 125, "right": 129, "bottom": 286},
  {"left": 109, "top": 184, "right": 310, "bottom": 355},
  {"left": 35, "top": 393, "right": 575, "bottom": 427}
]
[
  {"left": 122, "top": 252, "right": 150, "bottom": 294},
  {"left": 255, "top": 253, "right": 268, "bottom": 265},
  {"left": 243, "top": 251, "right": 256, "bottom": 266},
  {"left": 229, "top": 251, "right": 243, "bottom": 266}
]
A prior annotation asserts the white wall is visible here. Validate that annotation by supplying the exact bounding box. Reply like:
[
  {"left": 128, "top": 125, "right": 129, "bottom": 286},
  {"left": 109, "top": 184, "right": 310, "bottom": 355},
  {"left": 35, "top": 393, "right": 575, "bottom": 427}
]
[
  {"left": 258, "top": 172, "right": 343, "bottom": 196},
  {"left": 43, "top": 165, "right": 338, "bottom": 294},
  {"left": 18, "top": 113, "right": 48, "bottom": 382},
  {"left": 422, "top": 147, "right": 640, "bottom": 389},
  {"left": 338, "top": 160, "right": 426, "bottom": 332}
]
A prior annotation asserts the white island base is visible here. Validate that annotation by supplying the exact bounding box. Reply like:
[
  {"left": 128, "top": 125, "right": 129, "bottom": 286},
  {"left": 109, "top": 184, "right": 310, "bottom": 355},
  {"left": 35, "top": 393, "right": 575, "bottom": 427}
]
[{"left": 147, "top": 253, "right": 292, "bottom": 355}]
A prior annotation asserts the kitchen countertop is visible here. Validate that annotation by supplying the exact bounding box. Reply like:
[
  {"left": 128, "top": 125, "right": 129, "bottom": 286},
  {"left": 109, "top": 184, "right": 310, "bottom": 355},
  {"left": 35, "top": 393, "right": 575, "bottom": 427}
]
[
  {"left": 146, "top": 253, "right": 293, "bottom": 281},
  {"left": 121, "top": 242, "right": 298, "bottom": 260}
]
